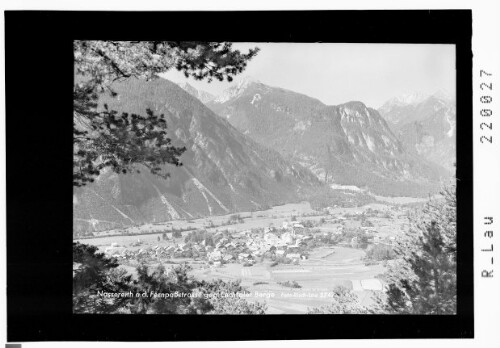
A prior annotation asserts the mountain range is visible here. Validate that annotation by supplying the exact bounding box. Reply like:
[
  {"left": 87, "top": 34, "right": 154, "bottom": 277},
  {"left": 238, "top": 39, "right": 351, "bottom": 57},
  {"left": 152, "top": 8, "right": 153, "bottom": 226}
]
[
  {"left": 73, "top": 77, "right": 453, "bottom": 236},
  {"left": 205, "top": 77, "right": 449, "bottom": 197},
  {"left": 178, "top": 82, "right": 215, "bottom": 104},
  {"left": 377, "top": 91, "right": 456, "bottom": 173},
  {"left": 74, "top": 78, "right": 327, "bottom": 235}
]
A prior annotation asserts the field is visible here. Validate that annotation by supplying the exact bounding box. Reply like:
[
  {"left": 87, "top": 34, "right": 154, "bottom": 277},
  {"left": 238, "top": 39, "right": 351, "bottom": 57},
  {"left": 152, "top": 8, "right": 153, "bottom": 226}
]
[
  {"left": 75, "top": 198, "right": 419, "bottom": 314},
  {"left": 79, "top": 202, "right": 319, "bottom": 238},
  {"left": 78, "top": 200, "right": 409, "bottom": 240},
  {"left": 190, "top": 246, "right": 385, "bottom": 313}
]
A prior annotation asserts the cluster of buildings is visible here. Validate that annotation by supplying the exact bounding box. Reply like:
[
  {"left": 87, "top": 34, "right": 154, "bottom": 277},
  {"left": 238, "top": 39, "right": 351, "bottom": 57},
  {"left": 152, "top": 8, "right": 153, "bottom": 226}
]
[
  {"left": 103, "top": 222, "right": 313, "bottom": 267},
  {"left": 204, "top": 227, "right": 312, "bottom": 267},
  {"left": 101, "top": 208, "right": 403, "bottom": 266}
]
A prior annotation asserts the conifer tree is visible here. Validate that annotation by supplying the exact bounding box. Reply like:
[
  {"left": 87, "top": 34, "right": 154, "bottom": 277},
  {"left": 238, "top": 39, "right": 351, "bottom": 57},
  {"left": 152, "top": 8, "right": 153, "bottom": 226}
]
[
  {"left": 73, "top": 242, "right": 133, "bottom": 313},
  {"left": 74, "top": 41, "right": 259, "bottom": 186},
  {"left": 380, "top": 182, "right": 457, "bottom": 314},
  {"left": 307, "top": 286, "right": 369, "bottom": 314},
  {"left": 73, "top": 243, "right": 266, "bottom": 314}
]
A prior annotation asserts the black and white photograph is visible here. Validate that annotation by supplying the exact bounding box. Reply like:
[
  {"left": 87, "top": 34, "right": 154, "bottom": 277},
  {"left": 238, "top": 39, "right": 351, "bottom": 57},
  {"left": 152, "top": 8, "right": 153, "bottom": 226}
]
[
  {"left": 72, "top": 41, "right": 458, "bottom": 315},
  {"left": 6, "top": 7, "right": 488, "bottom": 344}
]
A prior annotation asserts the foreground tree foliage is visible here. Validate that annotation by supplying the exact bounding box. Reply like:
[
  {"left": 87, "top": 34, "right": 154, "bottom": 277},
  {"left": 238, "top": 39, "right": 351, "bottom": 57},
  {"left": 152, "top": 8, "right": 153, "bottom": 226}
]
[
  {"left": 74, "top": 41, "right": 259, "bottom": 186},
  {"left": 379, "top": 182, "right": 457, "bottom": 314},
  {"left": 73, "top": 242, "right": 133, "bottom": 313},
  {"left": 307, "top": 286, "right": 369, "bottom": 314},
  {"left": 72, "top": 242, "right": 266, "bottom": 314},
  {"left": 125, "top": 264, "right": 209, "bottom": 314},
  {"left": 199, "top": 279, "right": 267, "bottom": 314},
  {"left": 364, "top": 243, "right": 396, "bottom": 262}
]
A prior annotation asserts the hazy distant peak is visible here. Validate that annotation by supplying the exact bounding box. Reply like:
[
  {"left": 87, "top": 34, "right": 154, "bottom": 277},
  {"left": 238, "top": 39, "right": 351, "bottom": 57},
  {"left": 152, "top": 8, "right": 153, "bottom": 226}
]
[
  {"left": 178, "top": 81, "right": 192, "bottom": 88},
  {"left": 177, "top": 81, "right": 195, "bottom": 92},
  {"left": 213, "top": 76, "right": 262, "bottom": 104},
  {"left": 379, "top": 90, "right": 454, "bottom": 111},
  {"left": 383, "top": 92, "right": 428, "bottom": 107},
  {"left": 432, "top": 89, "right": 454, "bottom": 102},
  {"left": 237, "top": 75, "right": 260, "bottom": 86},
  {"left": 176, "top": 81, "right": 215, "bottom": 104}
]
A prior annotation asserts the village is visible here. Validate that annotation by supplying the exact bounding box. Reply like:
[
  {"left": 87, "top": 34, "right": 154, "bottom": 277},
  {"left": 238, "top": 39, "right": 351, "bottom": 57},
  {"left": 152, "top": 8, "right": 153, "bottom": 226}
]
[
  {"left": 93, "top": 202, "right": 406, "bottom": 270},
  {"left": 75, "top": 201, "right": 417, "bottom": 313},
  {"left": 105, "top": 222, "right": 312, "bottom": 268}
]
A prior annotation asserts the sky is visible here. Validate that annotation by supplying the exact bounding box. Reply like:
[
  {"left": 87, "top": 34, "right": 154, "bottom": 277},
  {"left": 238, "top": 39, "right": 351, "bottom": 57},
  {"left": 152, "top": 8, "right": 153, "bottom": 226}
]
[{"left": 162, "top": 43, "right": 456, "bottom": 108}]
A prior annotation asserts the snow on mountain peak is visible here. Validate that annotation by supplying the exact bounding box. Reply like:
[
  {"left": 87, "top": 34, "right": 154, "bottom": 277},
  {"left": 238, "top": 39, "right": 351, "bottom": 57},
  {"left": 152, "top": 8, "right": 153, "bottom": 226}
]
[
  {"left": 237, "top": 75, "right": 260, "bottom": 87},
  {"left": 178, "top": 82, "right": 194, "bottom": 92},
  {"left": 380, "top": 90, "right": 454, "bottom": 110},
  {"left": 214, "top": 75, "right": 260, "bottom": 104},
  {"left": 432, "top": 89, "right": 454, "bottom": 102},
  {"left": 388, "top": 92, "right": 428, "bottom": 106},
  {"left": 176, "top": 81, "right": 215, "bottom": 104}
]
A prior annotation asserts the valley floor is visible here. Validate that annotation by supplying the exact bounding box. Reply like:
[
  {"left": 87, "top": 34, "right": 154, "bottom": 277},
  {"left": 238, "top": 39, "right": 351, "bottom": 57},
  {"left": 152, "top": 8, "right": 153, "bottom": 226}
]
[
  {"left": 75, "top": 198, "right": 419, "bottom": 314},
  {"left": 189, "top": 246, "right": 385, "bottom": 313}
]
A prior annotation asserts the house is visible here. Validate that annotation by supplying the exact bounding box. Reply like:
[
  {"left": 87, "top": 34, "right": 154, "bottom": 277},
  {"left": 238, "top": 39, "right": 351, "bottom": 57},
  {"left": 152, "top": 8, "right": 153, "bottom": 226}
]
[
  {"left": 248, "top": 244, "right": 259, "bottom": 252},
  {"left": 281, "top": 232, "right": 294, "bottom": 245},
  {"left": 227, "top": 242, "right": 238, "bottom": 248},
  {"left": 264, "top": 233, "right": 279, "bottom": 242},
  {"left": 208, "top": 250, "right": 222, "bottom": 261},
  {"left": 216, "top": 239, "right": 228, "bottom": 249}
]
